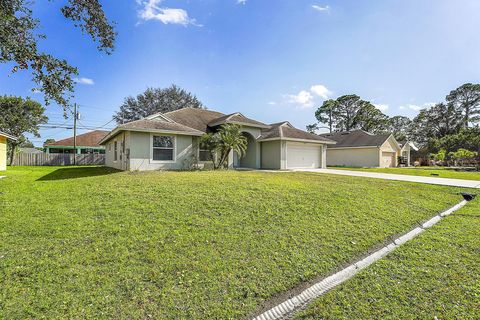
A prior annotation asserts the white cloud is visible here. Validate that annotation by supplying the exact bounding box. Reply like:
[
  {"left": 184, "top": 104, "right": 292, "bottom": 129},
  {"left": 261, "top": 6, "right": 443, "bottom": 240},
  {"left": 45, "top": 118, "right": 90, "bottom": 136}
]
[
  {"left": 137, "top": 0, "right": 200, "bottom": 26},
  {"left": 286, "top": 84, "right": 332, "bottom": 108},
  {"left": 310, "top": 84, "right": 332, "bottom": 99},
  {"left": 268, "top": 101, "right": 276, "bottom": 105},
  {"left": 74, "top": 77, "right": 94, "bottom": 85},
  {"left": 374, "top": 104, "right": 389, "bottom": 112},
  {"left": 312, "top": 4, "right": 330, "bottom": 12},
  {"left": 407, "top": 104, "right": 422, "bottom": 111},
  {"left": 288, "top": 90, "right": 314, "bottom": 108},
  {"left": 237, "top": 0, "right": 247, "bottom": 4}
]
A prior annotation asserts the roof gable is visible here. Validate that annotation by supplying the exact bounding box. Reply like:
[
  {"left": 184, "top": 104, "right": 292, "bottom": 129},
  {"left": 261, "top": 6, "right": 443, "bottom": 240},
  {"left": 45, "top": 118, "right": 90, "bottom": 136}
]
[
  {"left": 259, "top": 122, "right": 336, "bottom": 144},
  {"left": 164, "top": 108, "right": 226, "bottom": 132},
  {"left": 208, "top": 112, "right": 270, "bottom": 128}
]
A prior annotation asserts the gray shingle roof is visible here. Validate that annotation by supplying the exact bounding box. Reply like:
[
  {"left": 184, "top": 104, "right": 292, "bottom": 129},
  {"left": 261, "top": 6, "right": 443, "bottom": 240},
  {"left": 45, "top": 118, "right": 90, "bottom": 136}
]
[
  {"left": 118, "top": 119, "right": 204, "bottom": 135},
  {"left": 208, "top": 113, "right": 269, "bottom": 128},
  {"left": 164, "top": 108, "right": 225, "bottom": 132},
  {"left": 259, "top": 122, "right": 336, "bottom": 143},
  {"left": 319, "top": 130, "right": 391, "bottom": 148}
]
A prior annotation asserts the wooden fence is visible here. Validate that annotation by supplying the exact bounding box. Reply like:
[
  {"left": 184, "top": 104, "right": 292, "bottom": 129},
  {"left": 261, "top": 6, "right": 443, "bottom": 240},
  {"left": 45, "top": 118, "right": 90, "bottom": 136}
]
[{"left": 13, "top": 153, "right": 105, "bottom": 166}]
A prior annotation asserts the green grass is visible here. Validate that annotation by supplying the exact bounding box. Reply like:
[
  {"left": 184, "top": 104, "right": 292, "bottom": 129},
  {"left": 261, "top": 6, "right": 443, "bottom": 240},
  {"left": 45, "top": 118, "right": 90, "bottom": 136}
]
[
  {"left": 0, "top": 166, "right": 469, "bottom": 319},
  {"left": 331, "top": 166, "right": 480, "bottom": 181},
  {"left": 296, "top": 199, "right": 480, "bottom": 320}
]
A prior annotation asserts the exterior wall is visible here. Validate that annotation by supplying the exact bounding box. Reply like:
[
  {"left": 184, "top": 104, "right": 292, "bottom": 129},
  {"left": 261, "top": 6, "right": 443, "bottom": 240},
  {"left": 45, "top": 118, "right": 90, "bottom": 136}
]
[
  {"left": 261, "top": 141, "right": 281, "bottom": 169},
  {"left": 105, "top": 131, "right": 131, "bottom": 170},
  {"left": 0, "top": 136, "right": 6, "bottom": 171},
  {"left": 380, "top": 136, "right": 400, "bottom": 167},
  {"left": 233, "top": 126, "right": 263, "bottom": 169},
  {"left": 128, "top": 131, "right": 195, "bottom": 171},
  {"left": 326, "top": 147, "right": 380, "bottom": 167},
  {"left": 240, "top": 133, "right": 258, "bottom": 168},
  {"left": 240, "top": 126, "right": 262, "bottom": 139},
  {"left": 401, "top": 145, "right": 411, "bottom": 166}
]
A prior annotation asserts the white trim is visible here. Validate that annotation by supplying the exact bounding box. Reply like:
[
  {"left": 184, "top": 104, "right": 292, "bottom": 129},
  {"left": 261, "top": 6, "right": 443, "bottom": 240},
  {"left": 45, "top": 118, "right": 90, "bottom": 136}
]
[
  {"left": 209, "top": 118, "right": 270, "bottom": 129},
  {"left": 327, "top": 146, "right": 379, "bottom": 150},
  {"left": 149, "top": 133, "right": 176, "bottom": 164},
  {"left": 386, "top": 134, "right": 402, "bottom": 151},
  {"left": 99, "top": 128, "right": 203, "bottom": 145},
  {"left": 401, "top": 141, "right": 419, "bottom": 152},
  {"left": 145, "top": 113, "right": 175, "bottom": 122},
  {"left": 0, "top": 132, "right": 18, "bottom": 141},
  {"left": 259, "top": 137, "right": 335, "bottom": 144}
]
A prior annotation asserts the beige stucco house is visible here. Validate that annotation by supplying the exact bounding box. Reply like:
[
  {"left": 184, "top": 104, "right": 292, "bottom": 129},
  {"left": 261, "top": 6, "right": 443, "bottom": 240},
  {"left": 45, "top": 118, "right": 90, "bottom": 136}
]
[
  {"left": 0, "top": 131, "right": 17, "bottom": 171},
  {"left": 320, "top": 130, "right": 403, "bottom": 168},
  {"left": 99, "top": 108, "right": 336, "bottom": 171}
]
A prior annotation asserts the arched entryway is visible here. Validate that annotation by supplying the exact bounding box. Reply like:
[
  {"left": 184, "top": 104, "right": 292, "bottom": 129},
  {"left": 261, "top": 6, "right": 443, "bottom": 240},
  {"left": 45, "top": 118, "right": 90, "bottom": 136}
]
[{"left": 234, "top": 132, "right": 258, "bottom": 169}]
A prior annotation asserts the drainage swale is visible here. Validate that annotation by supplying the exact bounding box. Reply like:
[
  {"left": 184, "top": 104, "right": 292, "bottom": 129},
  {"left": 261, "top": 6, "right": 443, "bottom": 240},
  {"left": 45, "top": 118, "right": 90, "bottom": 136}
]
[{"left": 252, "top": 197, "right": 473, "bottom": 320}]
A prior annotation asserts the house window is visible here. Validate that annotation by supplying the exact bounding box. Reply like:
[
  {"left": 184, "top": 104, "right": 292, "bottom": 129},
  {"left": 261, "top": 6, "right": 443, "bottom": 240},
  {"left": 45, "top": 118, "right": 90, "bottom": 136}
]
[
  {"left": 114, "top": 141, "right": 118, "bottom": 161},
  {"left": 108, "top": 143, "right": 111, "bottom": 152},
  {"left": 199, "top": 142, "right": 211, "bottom": 161},
  {"left": 152, "top": 135, "right": 174, "bottom": 161}
]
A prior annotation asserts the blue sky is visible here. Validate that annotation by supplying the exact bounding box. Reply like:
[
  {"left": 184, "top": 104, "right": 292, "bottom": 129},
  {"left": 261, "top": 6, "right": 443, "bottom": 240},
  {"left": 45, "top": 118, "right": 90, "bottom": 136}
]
[{"left": 1, "top": 0, "right": 480, "bottom": 146}]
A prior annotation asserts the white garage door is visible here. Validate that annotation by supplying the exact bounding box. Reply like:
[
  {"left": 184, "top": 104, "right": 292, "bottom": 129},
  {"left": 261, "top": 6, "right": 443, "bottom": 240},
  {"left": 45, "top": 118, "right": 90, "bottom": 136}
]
[
  {"left": 286, "top": 142, "right": 321, "bottom": 169},
  {"left": 381, "top": 152, "right": 396, "bottom": 168}
]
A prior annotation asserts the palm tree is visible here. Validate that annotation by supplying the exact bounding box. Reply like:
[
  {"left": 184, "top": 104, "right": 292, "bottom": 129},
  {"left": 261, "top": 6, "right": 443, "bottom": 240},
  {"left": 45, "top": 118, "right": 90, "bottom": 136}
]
[{"left": 200, "top": 124, "right": 247, "bottom": 169}]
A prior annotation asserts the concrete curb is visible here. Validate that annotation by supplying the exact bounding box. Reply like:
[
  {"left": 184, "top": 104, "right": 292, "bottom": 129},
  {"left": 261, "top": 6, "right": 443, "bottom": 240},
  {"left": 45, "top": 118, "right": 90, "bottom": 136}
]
[{"left": 252, "top": 199, "right": 468, "bottom": 320}]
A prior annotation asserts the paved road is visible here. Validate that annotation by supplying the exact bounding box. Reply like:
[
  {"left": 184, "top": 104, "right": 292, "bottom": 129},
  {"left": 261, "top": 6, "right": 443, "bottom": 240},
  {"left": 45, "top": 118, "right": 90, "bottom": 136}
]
[{"left": 293, "top": 168, "right": 480, "bottom": 189}]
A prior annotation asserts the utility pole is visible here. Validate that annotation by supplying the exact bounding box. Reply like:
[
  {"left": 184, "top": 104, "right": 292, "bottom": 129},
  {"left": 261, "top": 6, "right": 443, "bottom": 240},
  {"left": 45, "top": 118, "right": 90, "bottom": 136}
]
[{"left": 73, "top": 103, "right": 78, "bottom": 165}]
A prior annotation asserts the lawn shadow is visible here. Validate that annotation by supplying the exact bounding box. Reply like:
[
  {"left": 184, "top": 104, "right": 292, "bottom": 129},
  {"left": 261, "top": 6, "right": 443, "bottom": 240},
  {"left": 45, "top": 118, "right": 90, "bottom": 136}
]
[{"left": 37, "top": 166, "right": 121, "bottom": 181}]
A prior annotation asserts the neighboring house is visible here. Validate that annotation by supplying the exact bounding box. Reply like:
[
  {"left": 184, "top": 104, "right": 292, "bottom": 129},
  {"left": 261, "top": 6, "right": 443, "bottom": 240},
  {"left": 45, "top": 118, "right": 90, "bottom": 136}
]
[
  {"left": 44, "top": 130, "right": 109, "bottom": 154},
  {"left": 0, "top": 131, "right": 17, "bottom": 171},
  {"left": 99, "top": 108, "right": 336, "bottom": 171},
  {"left": 397, "top": 140, "right": 419, "bottom": 166},
  {"left": 319, "top": 130, "right": 402, "bottom": 168},
  {"left": 18, "top": 147, "right": 43, "bottom": 154}
]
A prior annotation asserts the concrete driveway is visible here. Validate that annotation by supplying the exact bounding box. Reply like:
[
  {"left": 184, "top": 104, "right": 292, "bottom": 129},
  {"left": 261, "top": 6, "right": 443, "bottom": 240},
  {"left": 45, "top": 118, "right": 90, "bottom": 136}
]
[{"left": 293, "top": 168, "right": 480, "bottom": 189}]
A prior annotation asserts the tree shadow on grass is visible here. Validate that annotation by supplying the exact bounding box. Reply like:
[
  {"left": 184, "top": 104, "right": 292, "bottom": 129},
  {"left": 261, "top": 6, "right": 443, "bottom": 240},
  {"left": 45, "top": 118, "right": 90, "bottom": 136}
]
[{"left": 37, "top": 166, "right": 121, "bottom": 181}]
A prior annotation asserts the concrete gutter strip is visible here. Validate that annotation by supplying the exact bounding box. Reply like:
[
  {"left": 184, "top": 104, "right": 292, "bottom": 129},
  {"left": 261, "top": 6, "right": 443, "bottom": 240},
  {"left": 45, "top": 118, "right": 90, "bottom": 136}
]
[
  {"left": 252, "top": 199, "right": 468, "bottom": 320},
  {"left": 293, "top": 169, "right": 480, "bottom": 189}
]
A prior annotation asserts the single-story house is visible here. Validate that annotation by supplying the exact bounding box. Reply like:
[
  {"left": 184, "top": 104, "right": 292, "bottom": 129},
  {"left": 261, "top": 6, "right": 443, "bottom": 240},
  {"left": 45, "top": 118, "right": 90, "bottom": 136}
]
[
  {"left": 397, "top": 140, "right": 419, "bottom": 166},
  {"left": 0, "top": 131, "right": 17, "bottom": 171},
  {"left": 99, "top": 108, "right": 336, "bottom": 171},
  {"left": 45, "top": 130, "right": 109, "bottom": 154},
  {"left": 319, "top": 130, "right": 402, "bottom": 168}
]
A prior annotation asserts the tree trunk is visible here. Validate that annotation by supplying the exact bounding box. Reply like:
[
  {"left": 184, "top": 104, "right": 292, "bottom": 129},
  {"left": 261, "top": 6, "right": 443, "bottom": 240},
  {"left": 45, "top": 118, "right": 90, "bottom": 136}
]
[{"left": 9, "top": 143, "right": 17, "bottom": 166}]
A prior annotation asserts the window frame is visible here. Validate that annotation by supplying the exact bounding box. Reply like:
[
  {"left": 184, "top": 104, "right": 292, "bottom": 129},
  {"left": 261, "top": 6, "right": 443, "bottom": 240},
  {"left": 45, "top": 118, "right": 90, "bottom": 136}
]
[
  {"left": 113, "top": 140, "right": 118, "bottom": 162},
  {"left": 150, "top": 133, "right": 176, "bottom": 163},
  {"left": 198, "top": 142, "right": 212, "bottom": 163}
]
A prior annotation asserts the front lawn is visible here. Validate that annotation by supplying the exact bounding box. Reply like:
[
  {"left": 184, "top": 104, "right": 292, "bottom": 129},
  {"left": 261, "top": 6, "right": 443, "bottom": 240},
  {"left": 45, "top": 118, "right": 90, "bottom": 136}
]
[
  {"left": 0, "top": 166, "right": 467, "bottom": 319},
  {"left": 296, "top": 197, "right": 480, "bottom": 319},
  {"left": 331, "top": 166, "right": 480, "bottom": 181}
]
